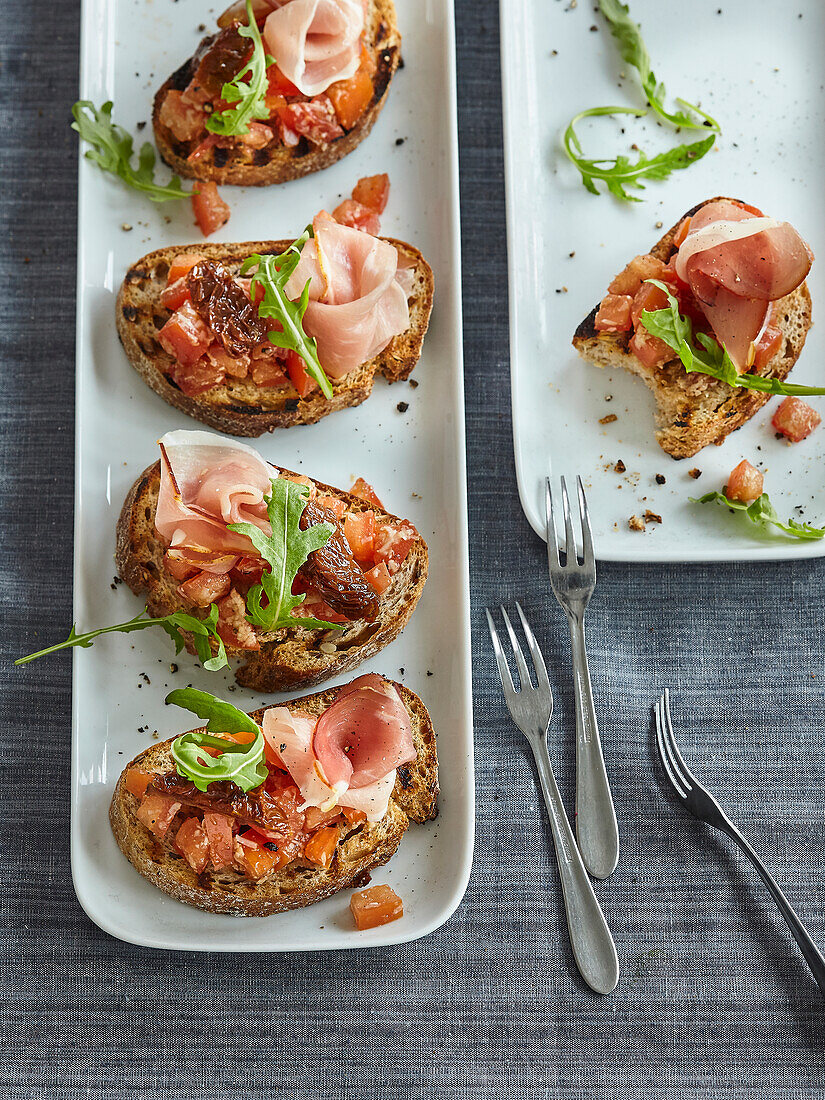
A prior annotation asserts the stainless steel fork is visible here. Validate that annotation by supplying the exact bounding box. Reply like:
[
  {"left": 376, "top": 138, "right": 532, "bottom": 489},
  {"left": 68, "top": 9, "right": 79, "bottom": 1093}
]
[
  {"left": 546, "top": 476, "right": 619, "bottom": 880},
  {"left": 655, "top": 689, "right": 825, "bottom": 996},
  {"left": 487, "top": 603, "right": 619, "bottom": 995}
]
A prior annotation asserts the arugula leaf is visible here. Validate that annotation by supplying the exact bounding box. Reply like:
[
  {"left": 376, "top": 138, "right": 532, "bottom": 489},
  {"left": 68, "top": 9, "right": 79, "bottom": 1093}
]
[
  {"left": 562, "top": 108, "right": 715, "bottom": 202},
  {"left": 693, "top": 492, "right": 825, "bottom": 541},
  {"left": 167, "top": 689, "right": 266, "bottom": 792},
  {"left": 597, "top": 0, "right": 720, "bottom": 132},
  {"left": 241, "top": 234, "right": 334, "bottom": 399},
  {"left": 205, "top": 0, "right": 274, "bottom": 137},
  {"left": 639, "top": 280, "right": 825, "bottom": 397},
  {"left": 71, "top": 101, "right": 190, "bottom": 202},
  {"left": 15, "top": 607, "right": 228, "bottom": 671},
  {"left": 229, "top": 478, "right": 338, "bottom": 632}
]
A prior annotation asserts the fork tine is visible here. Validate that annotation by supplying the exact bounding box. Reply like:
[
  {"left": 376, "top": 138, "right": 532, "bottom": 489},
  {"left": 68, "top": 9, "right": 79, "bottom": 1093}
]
[
  {"left": 545, "top": 477, "right": 560, "bottom": 567},
  {"left": 560, "top": 477, "right": 578, "bottom": 563},
  {"left": 486, "top": 608, "right": 516, "bottom": 695},
  {"left": 500, "top": 605, "right": 534, "bottom": 690},
  {"left": 515, "top": 601, "right": 551, "bottom": 693},
  {"left": 656, "top": 693, "right": 693, "bottom": 794},
  {"left": 576, "top": 476, "right": 594, "bottom": 567},
  {"left": 662, "top": 689, "right": 696, "bottom": 787},
  {"left": 654, "top": 696, "right": 688, "bottom": 799}
]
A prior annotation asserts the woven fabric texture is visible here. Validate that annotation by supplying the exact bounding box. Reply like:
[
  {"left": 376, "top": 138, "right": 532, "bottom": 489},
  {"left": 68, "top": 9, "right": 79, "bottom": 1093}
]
[{"left": 1, "top": 0, "right": 824, "bottom": 1096}]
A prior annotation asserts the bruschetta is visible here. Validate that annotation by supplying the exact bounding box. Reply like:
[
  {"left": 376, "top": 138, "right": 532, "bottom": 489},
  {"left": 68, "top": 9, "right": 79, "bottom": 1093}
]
[
  {"left": 573, "top": 197, "right": 815, "bottom": 459},
  {"left": 110, "top": 677, "right": 438, "bottom": 916},
  {"left": 154, "top": 0, "right": 400, "bottom": 186},
  {"left": 116, "top": 430, "right": 428, "bottom": 692}
]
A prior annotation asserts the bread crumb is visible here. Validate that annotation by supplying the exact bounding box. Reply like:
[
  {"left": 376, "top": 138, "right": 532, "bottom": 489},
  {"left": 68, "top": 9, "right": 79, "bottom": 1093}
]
[
  {"left": 655, "top": 473, "right": 666, "bottom": 485},
  {"left": 614, "top": 459, "right": 626, "bottom": 473},
  {"left": 599, "top": 413, "right": 618, "bottom": 425},
  {"left": 644, "top": 510, "right": 662, "bottom": 524},
  {"left": 688, "top": 468, "right": 702, "bottom": 479},
  {"left": 628, "top": 515, "right": 645, "bottom": 531}
]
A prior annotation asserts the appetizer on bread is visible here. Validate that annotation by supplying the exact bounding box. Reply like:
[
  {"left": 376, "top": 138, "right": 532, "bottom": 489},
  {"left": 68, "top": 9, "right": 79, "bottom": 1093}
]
[
  {"left": 116, "top": 431, "right": 427, "bottom": 692},
  {"left": 155, "top": 0, "right": 400, "bottom": 186},
  {"left": 111, "top": 679, "right": 438, "bottom": 916},
  {"left": 574, "top": 198, "right": 816, "bottom": 459},
  {"left": 117, "top": 209, "right": 434, "bottom": 435}
]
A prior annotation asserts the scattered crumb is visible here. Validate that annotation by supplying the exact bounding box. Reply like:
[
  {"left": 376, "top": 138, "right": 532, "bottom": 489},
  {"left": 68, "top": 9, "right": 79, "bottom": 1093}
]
[
  {"left": 644, "top": 510, "right": 662, "bottom": 524},
  {"left": 152, "top": 730, "right": 159, "bottom": 740},
  {"left": 136, "top": 121, "right": 146, "bottom": 131},
  {"left": 426, "top": 670, "right": 433, "bottom": 677},
  {"left": 121, "top": 223, "right": 133, "bottom": 232},
  {"left": 628, "top": 515, "right": 645, "bottom": 532},
  {"left": 614, "top": 459, "right": 626, "bottom": 473},
  {"left": 599, "top": 413, "right": 618, "bottom": 425},
  {"left": 396, "top": 401, "right": 409, "bottom": 413},
  {"left": 604, "top": 393, "right": 613, "bottom": 402},
  {"left": 655, "top": 221, "right": 663, "bottom": 229},
  {"left": 408, "top": 378, "right": 419, "bottom": 389},
  {"left": 688, "top": 468, "right": 702, "bottom": 479},
  {"left": 569, "top": 251, "right": 575, "bottom": 258},
  {"left": 170, "top": 663, "right": 178, "bottom": 673},
  {"left": 655, "top": 473, "right": 666, "bottom": 485},
  {"left": 395, "top": 137, "right": 405, "bottom": 146}
]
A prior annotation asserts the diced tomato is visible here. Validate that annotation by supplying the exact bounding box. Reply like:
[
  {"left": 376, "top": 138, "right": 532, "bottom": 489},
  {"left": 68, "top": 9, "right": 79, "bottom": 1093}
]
[
  {"left": 171, "top": 356, "right": 226, "bottom": 397},
  {"left": 752, "top": 323, "right": 783, "bottom": 371},
  {"left": 267, "top": 65, "right": 301, "bottom": 98},
  {"left": 332, "top": 199, "right": 380, "bottom": 235},
  {"left": 174, "top": 817, "right": 210, "bottom": 873},
  {"left": 362, "top": 561, "right": 391, "bottom": 595},
  {"left": 358, "top": 43, "right": 377, "bottom": 77},
  {"left": 285, "top": 349, "right": 319, "bottom": 397},
  {"left": 726, "top": 459, "right": 764, "bottom": 503},
  {"left": 279, "top": 96, "right": 344, "bottom": 146},
  {"left": 608, "top": 254, "right": 671, "bottom": 297},
  {"left": 234, "top": 836, "right": 280, "bottom": 880},
  {"left": 772, "top": 397, "right": 822, "bottom": 443},
  {"left": 343, "top": 510, "right": 376, "bottom": 562},
  {"left": 250, "top": 355, "right": 289, "bottom": 387},
  {"left": 216, "top": 588, "right": 260, "bottom": 649},
  {"left": 159, "top": 89, "right": 206, "bottom": 142},
  {"left": 303, "top": 826, "right": 339, "bottom": 870},
  {"left": 207, "top": 343, "right": 250, "bottom": 379},
  {"left": 673, "top": 217, "right": 691, "bottom": 248},
  {"left": 292, "top": 588, "right": 351, "bottom": 625},
  {"left": 350, "top": 884, "right": 403, "bottom": 930},
  {"left": 202, "top": 812, "right": 236, "bottom": 870},
  {"left": 124, "top": 769, "right": 153, "bottom": 800},
  {"left": 167, "top": 253, "right": 205, "bottom": 286},
  {"left": 373, "top": 522, "right": 417, "bottom": 575},
  {"left": 187, "top": 133, "right": 224, "bottom": 163},
  {"left": 236, "top": 121, "right": 274, "bottom": 149},
  {"left": 304, "top": 805, "right": 343, "bottom": 830},
  {"left": 271, "top": 99, "right": 301, "bottom": 147},
  {"left": 160, "top": 278, "right": 191, "bottom": 312},
  {"left": 350, "top": 478, "right": 385, "bottom": 508},
  {"left": 352, "top": 174, "right": 390, "bottom": 215},
  {"left": 316, "top": 494, "right": 348, "bottom": 520},
  {"left": 178, "top": 570, "right": 231, "bottom": 607},
  {"left": 594, "top": 293, "right": 633, "bottom": 334},
  {"left": 192, "top": 181, "right": 231, "bottom": 238},
  {"left": 342, "top": 806, "right": 367, "bottom": 825},
  {"left": 159, "top": 302, "right": 213, "bottom": 368},
  {"left": 327, "top": 71, "right": 374, "bottom": 130},
  {"left": 136, "top": 793, "right": 181, "bottom": 839},
  {"left": 629, "top": 281, "right": 677, "bottom": 369}
]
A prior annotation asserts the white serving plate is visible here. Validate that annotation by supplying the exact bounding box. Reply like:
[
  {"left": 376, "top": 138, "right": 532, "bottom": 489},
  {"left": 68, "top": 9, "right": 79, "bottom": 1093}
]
[
  {"left": 72, "top": 0, "right": 472, "bottom": 950},
  {"left": 500, "top": 0, "right": 825, "bottom": 561}
]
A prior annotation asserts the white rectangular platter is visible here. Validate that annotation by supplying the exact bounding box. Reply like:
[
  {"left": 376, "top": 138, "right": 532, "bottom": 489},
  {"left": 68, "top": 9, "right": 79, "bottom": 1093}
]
[
  {"left": 72, "top": 0, "right": 473, "bottom": 950},
  {"left": 500, "top": 0, "right": 825, "bottom": 561}
]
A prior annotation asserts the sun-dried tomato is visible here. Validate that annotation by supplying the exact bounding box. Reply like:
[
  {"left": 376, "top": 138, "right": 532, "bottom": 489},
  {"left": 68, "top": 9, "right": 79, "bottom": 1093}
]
[
  {"left": 298, "top": 501, "right": 380, "bottom": 622},
  {"left": 187, "top": 261, "right": 269, "bottom": 358}
]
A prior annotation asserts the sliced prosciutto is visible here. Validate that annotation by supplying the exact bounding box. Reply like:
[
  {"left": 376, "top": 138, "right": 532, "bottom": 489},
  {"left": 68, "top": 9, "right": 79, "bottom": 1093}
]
[
  {"left": 263, "top": 0, "right": 363, "bottom": 98},
  {"left": 285, "top": 212, "right": 410, "bottom": 378},
  {"left": 674, "top": 200, "right": 812, "bottom": 371},
  {"left": 155, "top": 429, "right": 276, "bottom": 559}
]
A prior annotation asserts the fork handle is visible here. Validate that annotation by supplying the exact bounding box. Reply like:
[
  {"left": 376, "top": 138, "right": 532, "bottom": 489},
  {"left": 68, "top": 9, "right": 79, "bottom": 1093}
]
[
  {"left": 568, "top": 617, "right": 620, "bottom": 879},
  {"left": 719, "top": 820, "right": 825, "bottom": 996},
  {"left": 529, "top": 735, "right": 620, "bottom": 995}
]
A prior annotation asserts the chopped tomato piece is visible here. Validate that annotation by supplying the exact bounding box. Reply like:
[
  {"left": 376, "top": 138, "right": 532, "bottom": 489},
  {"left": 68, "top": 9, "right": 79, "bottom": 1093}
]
[
  {"left": 160, "top": 277, "right": 191, "bottom": 312},
  {"left": 202, "top": 812, "right": 236, "bottom": 870},
  {"left": 216, "top": 588, "right": 260, "bottom": 649},
  {"left": 304, "top": 806, "right": 343, "bottom": 830},
  {"left": 726, "top": 460, "right": 764, "bottom": 503},
  {"left": 316, "top": 494, "right": 348, "bottom": 520},
  {"left": 167, "top": 253, "right": 206, "bottom": 286},
  {"left": 279, "top": 96, "right": 344, "bottom": 145},
  {"left": 267, "top": 65, "right": 301, "bottom": 97},
  {"left": 772, "top": 397, "right": 821, "bottom": 443},
  {"left": 753, "top": 323, "right": 783, "bottom": 371},
  {"left": 292, "top": 588, "right": 351, "bottom": 624},
  {"left": 608, "top": 254, "right": 670, "bottom": 297},
  {"left": 352, "top": 174, "right": 390, "bottom": 214},
  {"left": 234, "top": 836, "right": 280, "bottom": 880},
  {"left": 358, "top": 43, "right": 377, "bottom": 77},
  {"left": 303, "top": 826, "right": 339, "bottom": 869},
  {"left": 629, "top": 282, "right": 677, "bottom": 369},
  {"left": 206, "top": 343, "right": 250, "bottom": 379},
  {"left": 673, "top": 217, "right": 691, "bottom": 248},
  {"left": 350, "top": 884, "right": 403, "bottom": 930},
  {"left": 332, "top": 199, "right": 380, "bottom": 235},
  {"left": 373, "top": 522, "right": 417, "bottom": 574},
  {"left": 159, "top": 89, "right": 206, "bottom": 142},
  {"left": 175, "top": 817, "right": 211, "bottom": 873},
  {"left": 236, "top": 122, "right": 273, "bottom": 149},
  {"left": 594, "top": 294, "right": 633, "bottom": 334},
  {"left": 350, "top": 478, "right": 385, "bottom": 509},
  {"left": 285, "top": 349, "right": 319, "bottom": 397},
  {"left": 250, "top": 355, "right": 289, "bottom": 387},
  {"left": 171, "top": 356, "right": 226, "bottom": 397},
  {"left": 343, "top": 510, "right": 376, "bottom": 562},
  {"left": 363, "top": 561, "right": 391, "bottom": 595},
  {"left": 342, "top": 806, "right": 367, "bottom": 825},
  {"left": 124, "top": 769, "right": 153, "bottom": 800},
  {"left": 178, "top": 570, "right": 231, "bottom": 607},
  {"left": 327, "top": 71, "right": 374, "bottom": 130},
  {"left": 159, "top": 302, "right": 213, "bottom": 368},
  {"left": 192, "top": 181, "right": 231, "bottom": 237},
  {"left": 136, "top": 793, "right": 181, "bottom": 839}
]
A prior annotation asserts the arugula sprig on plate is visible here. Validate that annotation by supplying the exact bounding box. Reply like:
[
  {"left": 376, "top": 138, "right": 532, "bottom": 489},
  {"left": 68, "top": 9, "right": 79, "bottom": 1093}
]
[
  {"left": 639, "top": 280, "right": 825, "bottom": 398},
  {"left": 205, "top": 0, "right": 274, "bottom": 137},
  {"left": 167, "top": 688, "right": 267, "bottom": 792},
  {"left": 71, "top": 101, "right": 190, "bottom": 202},
  {"left": 693, "top": 492, "right": 825, "bottom": 542}
]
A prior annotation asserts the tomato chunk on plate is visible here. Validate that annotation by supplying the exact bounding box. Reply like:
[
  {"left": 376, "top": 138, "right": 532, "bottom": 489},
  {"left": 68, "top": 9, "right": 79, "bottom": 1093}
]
[
  {"left": 772, "top": 397, "right": 821, "bottom": 443},
  {"left": 350, "top": 884, "right": 403, "bottom": 930},
  {"left": 192, "top": 181, "right": 231, "bottom": 237},
  {"left": 352, "top": 174, "right": 390, "bottom": 214},
  {"left": 726, "top": 460, "right": 763, "bottom": 503}
]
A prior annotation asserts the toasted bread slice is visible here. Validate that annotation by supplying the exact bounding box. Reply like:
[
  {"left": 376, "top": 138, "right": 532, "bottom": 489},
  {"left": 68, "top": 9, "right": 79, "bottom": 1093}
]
[
  {"left": 109, "top": 681, "right": 438, "bottom": 916},
  {"left": 572, "top": 198, "right": 813, "bottom": 459},
  {"left": 115, "top": 461, "right": 428, "bottom": 692},
  {"left": 153, "top": 0, "right": 400, "bottom": 186},
  {"left": 116, "top": 239, "right": 434, "bottom": 436}
]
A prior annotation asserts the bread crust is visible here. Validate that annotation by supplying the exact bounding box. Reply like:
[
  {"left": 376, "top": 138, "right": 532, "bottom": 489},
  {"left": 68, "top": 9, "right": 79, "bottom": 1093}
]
[
  {"left": 572, "top": 197, "right": 814, "bottom": 459},
  {"left": 115, "top": 461, "right": 428, "bottom": 693},
  {"left": 153, "top": 0, "right": 400, "bottom": 186},
  {"left": 109, "top": 681, "right": 438, "bottom": 916},
  {"left": 116, "top": 238, "right": 434, "bottom": 436}
]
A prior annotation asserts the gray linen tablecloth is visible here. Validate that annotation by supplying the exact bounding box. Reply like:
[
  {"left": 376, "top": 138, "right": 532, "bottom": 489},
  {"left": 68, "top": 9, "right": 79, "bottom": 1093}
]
[{"left": 2, "top": 0, "right": 824, "bottom": 1095}]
